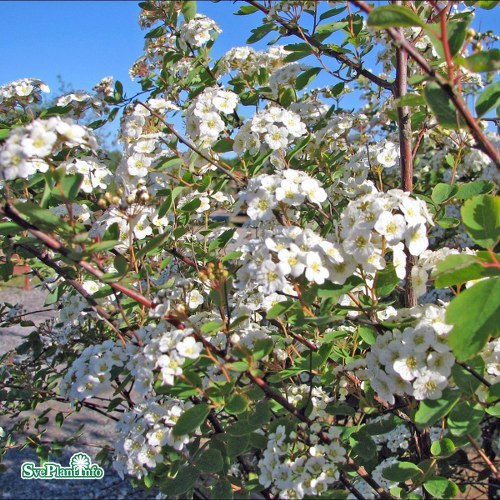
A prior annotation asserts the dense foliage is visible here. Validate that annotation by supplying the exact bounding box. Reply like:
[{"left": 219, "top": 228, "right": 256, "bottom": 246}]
[{"left": 0, "top": 1, "right": 499, "bottom": 498}]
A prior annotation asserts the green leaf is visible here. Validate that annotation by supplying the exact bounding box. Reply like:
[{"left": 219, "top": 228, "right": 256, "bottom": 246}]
[
  {"left": 208, "top": 229, "right": 235, "bottom": 252},
  {"left": 367, "top": 5, "right": 424, "bottom": 29},
  {"left": 225, "top": 394, "right": 249, "bottom": 415},
  {"left": 357, "top": 325, "right": 377, "bottom": 346},
  {"left": 113, "top": 254, "right": 128, "bottom": 275},
  {"left": 431, "top": 438, "right": 456, "bottom": 458},
  {"left": 234, "top": 5, "right": 258, "bottom": 15},
  {"left": 160, "top": 465, "right": 200, "bottom": 497},
  {"left": 451, "top": 357, "right": 485, "bottom": 396},
  {"left": 252, "top": 338, "right": 274, "bottom": 360},
  {"left": 136, "top": 232, "right": 170, "bottom": 258},
  {"left": 486, "top": 382, "right": 500, "bottom": 403},
  {"left": 456, "top": 49, "right": 500, "bottom": 72},
  {"left": 195, "top": 448, "right": 223, "bottom": 473},
  {"left": 217, "top": 432, "right": 250, "bottom": 457},
  {"left": 14, "top": 202, "right": 70, "bottom": 231},
  {"left": 325, "top": 403, "right": 356, "bottom": 416},
  {"left": 212, "top": 138, "right": 234, "bottom": 153},
  {"left": 374, "top": 265, "right": 399, "bottom": 298},
  {"left": 424, "top": 21, "right": 468, "bottom": 59},
  {"left": 315, "top": 21, "right": 348, "bottom": 39},
  {"left": 295, "top": 67, "right": 322, "bottom": 91},
  {"left": 181, "top": 0, "right": 196, "bottom": 21},
  {"left": 248, "top": 400, "right": 271, "bottom": 426},
  {"left": 317, "top": 276, "right": 364, "bottom": 300},
  {"left": 266, "top": 300, "right": 296, "bottom": 320},
  {"left": 286, "top": 135, "right": 312, "bottom": 161},
  {"left": 349, "top": 428, "right": 377, "bottom": 469},
  {"left": 173, "top": 403, "right": 210, "bottom": 436},
  {"left": 200, "top": 321, "right": 223, "bottom": 334},
  {"left": 461, "top": 194, "right": 500, "bottom": 248},
  {"left": 180, "top": 198, "right": 201, "bottom": 212},
  {"left": 279, "top": 87, "right": 296, "bottom": 107},
  {"left": 51, "top": 174, "right": 83, "bottom": 202},
  {"left": 447, "top": 401, "right": 484, "bottom": 436},
  {"left": 433, "top": 254, "right": 498, "bottom": 288},
  {"left": 478, "top": 0, "right": 497, "bottom": 8},
  {"left": 0, "top": 129, "right": 11, "bottom": 140},
  {"left": 414, "top": 388, "right": 461, "bottom": 429},
  {"left": 247, "top": 23, "right": 275, "bottom": 44},
  {"left": 394, "top": 93, "right": 426, "bottom": 107},
  {"left": 424, "top": 83, "right": 466, "bottom": 129},
  {"left": 382, "top": 461, "right": 423, "bottom": 482},
  {"left": 55, "top": 412, "right": 64, "bottom": 427},
  {"left": 211, "top": 480, "right": 233, "bottom": 500},
  {"left": 476, "top": 82, "right": 500, "bottom": 117},
  {"left": 226, "top": 419, "right": 259, "bottom": 436},
  {"left": 456, "top": 180, "right": 495, "bottom": 200},
  {"left": 432, "top": 183, "right": 458, "bottom": 204},
  {"left": 436, "top": 216, "right": 461, "bottom": 228},
  {"left": 447, "top": 277, "right": 500, "bottom": 361},
  {"left": 424, "top": 477, "right": 459, "bottom": 498},
  {"left": 0, "top": 222, "right": 22, "bottom": 236}
]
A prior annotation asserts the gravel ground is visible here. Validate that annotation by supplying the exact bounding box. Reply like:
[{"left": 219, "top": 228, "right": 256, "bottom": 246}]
[{"left": 0, "top": 287, "right": 155, "bottom": 499}]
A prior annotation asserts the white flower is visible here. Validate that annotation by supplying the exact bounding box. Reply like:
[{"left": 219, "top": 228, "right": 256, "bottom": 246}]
[
  {"left": 305, "top": 252, "right": 329, "bottom": 285},
  {"left": 427, "top": 351, "right": 455, "bottom": 377},
  {"left": 343, "top": 230, "right": 375, "bottom": 264},
  {"left": 376, "top": 141, "right": 399, "bottom": 168},
  {"left": 176, "top": 336, "right": 203, "bottom": 359},
  {"left": 212, "top": 90, "right": 238, "bottom": 114},
  {"left": 256, "top": 259, "right": 288, "bottom": 293},
  {"left": 137, "top": 444, "right": 162, "bottom": 468},
  {"left": 275, "top": 179, "right": 305, "bottom": 205},
  {"left": 264, "top": 124, "right": 289, "bottom": 150},
  {"left": 393, "top": 345, "right": 426, "bottom": 381},
  {"left": 405, "top": 223, "right": 429, "bottom": 256},
  {"left": 301, "top": 177, "right": 327, "bottom": 205},
  {"left": 413, "top": 370, "right": 448, "bottom": 400},
  {"left": 22, "top": 122, "right": 57, "bottom": 157},
  {"left": 246, "top": 189, "right": 276, "bottom": 220},
  {"left": 132, "top": 213, "right": 153, "bottom": 240},
  {"left": 127, "top": 154, "right": 151, "bottom": 177},
  {"left": 411, "top": 266, "right": 428, "bottom": 298},
  {"left": 278, "top": 247, "right": 306, "bottom": 277},
  {"left": 187, "top": 290, "right": 204, "bottom": 309},
  {"left": 402, "top": 326, "right": 434, "bottom": 352},
  {"left": 374, "top": 211, "right": 406, "bottom": 244}
]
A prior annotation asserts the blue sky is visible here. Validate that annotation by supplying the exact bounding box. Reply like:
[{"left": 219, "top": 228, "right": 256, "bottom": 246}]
[
  {"left": 1, "top": 1, "right": 499, "bottom": 144},
  {"left": 0, "top": 1, "right": 266, "bottom": 101}
]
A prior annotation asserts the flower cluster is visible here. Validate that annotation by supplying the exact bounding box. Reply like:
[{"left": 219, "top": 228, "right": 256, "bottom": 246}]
[
  {"left": 234, "top": 106, "right": 307, "bottom": 155},
  {"left": 240, "top": 170, "right": 326, "bottom": 221},
  {"left": 217, "top": 45, "right": 290, "bottom": 78},
  {"left": 113, "top": 398, "right": 192, "bottom": 479},
  {"left": 0, "top": 78, "right": 49, "bottom": 113},
  {"left": 59, "top": 339, "right": 132, "bottom": 401},
  {"left": 185, "top": 87, "right": 239, "bottom": 148},
  {"left": 343, "top": 304, "right": 455, "bottom": 402},
  {"left": 258, "top": 423, "right": 346, "bottom": 498},
  {"left": 339, "top": 188, "right": 433, "bottom": 276},
  {"left": 178, "top": 14, "right": 221, "bottom": 51},
  {"left": 0, "top": 117, "right": 98, "bottom": 180}
]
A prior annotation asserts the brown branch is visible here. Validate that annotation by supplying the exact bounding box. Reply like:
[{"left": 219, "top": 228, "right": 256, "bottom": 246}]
[
  {"left": 245, "top": 0, "right": 393, "bottom": 91},
  {"left": 2, "top": 202, "right": 154, "bottom": 310},
  {"left": 351, "top": 0, "right": 500, "bottom": 168},
  {"left": 15, "top": 242, "right": 134, "bottom": 346},
  {"left": 467, "top": 434, "right": 499, "bottom": 478},
  {"left": 137, "top": 101, "right": 244, "bottom": 185}
]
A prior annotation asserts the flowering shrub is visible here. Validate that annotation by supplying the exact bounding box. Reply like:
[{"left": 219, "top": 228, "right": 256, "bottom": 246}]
[{"left": 1, "top": 1, "right": 499, "bottom": 498}]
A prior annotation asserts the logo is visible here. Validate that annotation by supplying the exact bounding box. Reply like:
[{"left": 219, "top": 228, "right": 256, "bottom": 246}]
[{"left": 21, "top": 452, "right": 104, "bottom": 480}]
